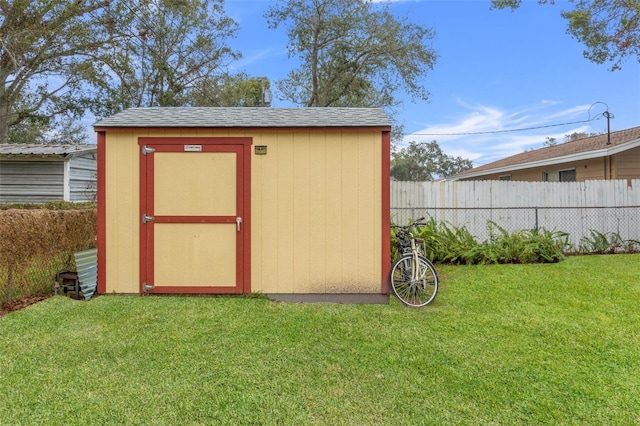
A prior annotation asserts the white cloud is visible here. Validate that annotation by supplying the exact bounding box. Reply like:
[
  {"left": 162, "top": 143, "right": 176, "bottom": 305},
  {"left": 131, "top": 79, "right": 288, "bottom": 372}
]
[
  {"left": 402, "top": 100, "right": 600, "bottom": 166},
  {"left": 231, "top": 48, "right": 284, "bottom": 70}
]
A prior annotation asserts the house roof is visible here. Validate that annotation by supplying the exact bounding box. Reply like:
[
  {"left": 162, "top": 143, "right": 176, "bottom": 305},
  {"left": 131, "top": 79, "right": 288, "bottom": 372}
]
[
  {"left": 451, "top": 125, "right": 640, "bottom": 180},
  {"left": 0, "top": 144, "right": 97, "bottom": 159},
  {"left": 93, "top": 107, "right": 392, "bottom": 129}
]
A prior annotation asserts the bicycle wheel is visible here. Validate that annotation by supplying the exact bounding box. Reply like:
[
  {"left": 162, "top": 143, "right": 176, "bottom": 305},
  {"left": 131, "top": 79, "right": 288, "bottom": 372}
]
[{"left": 390, "top": 254, "right": 439, "bottom": 307}]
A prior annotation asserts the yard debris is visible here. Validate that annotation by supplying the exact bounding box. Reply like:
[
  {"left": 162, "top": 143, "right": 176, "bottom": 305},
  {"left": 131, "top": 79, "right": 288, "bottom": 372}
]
[{"left": 0, "top": 294, "right": 51, "bottom": 317}]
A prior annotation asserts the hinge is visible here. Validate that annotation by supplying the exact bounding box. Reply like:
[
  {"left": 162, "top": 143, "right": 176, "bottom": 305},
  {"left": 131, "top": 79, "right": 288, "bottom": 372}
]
[
  {"left": 142, "top": 214, "right": 155, "bottom": 224},
  {"left": 142, "top": 283, "right": 155, "bottom": 292},
  {"left": 142, "top": 146, "right": 156, "bottom": 155}
]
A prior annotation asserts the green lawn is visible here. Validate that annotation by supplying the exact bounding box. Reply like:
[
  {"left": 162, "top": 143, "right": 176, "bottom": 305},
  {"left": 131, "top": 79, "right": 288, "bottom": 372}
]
[{"left": 1, "top": 255, "right": 639, "bottom": 425}]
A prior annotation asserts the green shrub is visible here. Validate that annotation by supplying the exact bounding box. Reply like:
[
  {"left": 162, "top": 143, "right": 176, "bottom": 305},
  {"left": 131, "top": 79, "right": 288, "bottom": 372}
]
[
  {"left": 578, "top": 229, "right": 640, "bottom": 254},
  {"left": 419, "top": 218, "right": 481, "bottom": 264},
  {"left": 391, "top": 218, "right": 569, "bottom": 266},
  {"left": 481, "top": 222, "right": 569, "bottom": 264}
]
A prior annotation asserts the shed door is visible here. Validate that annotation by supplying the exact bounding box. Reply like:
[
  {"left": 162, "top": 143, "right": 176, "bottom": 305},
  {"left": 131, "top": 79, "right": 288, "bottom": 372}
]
[{"left": 139, "top": 139, "right": 250, "bottom": 294}]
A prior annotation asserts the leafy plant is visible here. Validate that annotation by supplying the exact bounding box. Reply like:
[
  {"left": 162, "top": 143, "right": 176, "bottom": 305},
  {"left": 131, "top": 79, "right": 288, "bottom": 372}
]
[
  {"left": 577, "top": 230, "right": 638, "bottom": 254},
  {"left": 483, "top": 222, "right": 569, "bottom": 264},
  {"left": 527, "top": 228, "right": 571, "bottom": 263},
  {"left": 622, "top": 239, "right": 640, "bottom": 253},
  {"left": 391, "top": 217, "right": 569, "bottom": 266}
]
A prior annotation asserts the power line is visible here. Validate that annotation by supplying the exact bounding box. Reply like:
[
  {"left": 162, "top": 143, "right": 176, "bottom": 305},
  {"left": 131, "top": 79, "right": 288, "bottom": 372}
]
[
  {"left": 405, "top": 101, "right": 611, "bottom": 137},
  {"left": 404, "top": 116, "right": 603, "bottom": 137}
]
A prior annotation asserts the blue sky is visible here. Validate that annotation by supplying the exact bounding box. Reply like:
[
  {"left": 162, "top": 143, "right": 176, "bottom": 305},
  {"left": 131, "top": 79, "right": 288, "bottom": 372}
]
[{"left": 224, "top": 0, "right": 640, "bottom": 166}]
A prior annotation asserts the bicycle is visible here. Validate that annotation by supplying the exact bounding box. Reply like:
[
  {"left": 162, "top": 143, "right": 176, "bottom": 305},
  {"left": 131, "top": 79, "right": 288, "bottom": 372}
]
[{"left": 390, "top": 217, "right": 439, "bottom": 307}]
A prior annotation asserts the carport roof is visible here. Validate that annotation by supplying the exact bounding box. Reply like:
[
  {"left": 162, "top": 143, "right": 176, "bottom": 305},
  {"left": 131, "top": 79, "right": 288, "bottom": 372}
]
[
  {"left": 0, "top": 144, "right": 96, "bottom": 159},
  {"left": 94, "top": 107, "right": 391, "bottom": 129}
]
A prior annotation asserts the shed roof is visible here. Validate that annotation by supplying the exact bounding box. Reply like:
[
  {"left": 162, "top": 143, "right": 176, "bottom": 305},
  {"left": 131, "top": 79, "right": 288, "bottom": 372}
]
[
  {"left": 93, "top": 107, "right": 392, "bottom": 129},
  {"left": 451, "top": 125, "right": 640, "bottom": 180},
  {"left": 0, "top": 144, "right": 97, "bottom": 159}
]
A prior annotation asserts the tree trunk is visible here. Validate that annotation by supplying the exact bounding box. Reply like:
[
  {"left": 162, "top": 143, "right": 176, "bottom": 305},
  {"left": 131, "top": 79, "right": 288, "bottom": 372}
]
[
  {"left": 0, "top": 103, "right": 9, "bottom": 143},
  {"left": 6, "top": 266, "right": 14, "bottom": 303}
]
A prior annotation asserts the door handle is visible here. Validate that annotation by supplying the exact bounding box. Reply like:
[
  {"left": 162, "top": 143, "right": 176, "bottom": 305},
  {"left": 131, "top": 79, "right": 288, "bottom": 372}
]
[{"left": 236, "top": 217, "right": 242, "bottom": 232}]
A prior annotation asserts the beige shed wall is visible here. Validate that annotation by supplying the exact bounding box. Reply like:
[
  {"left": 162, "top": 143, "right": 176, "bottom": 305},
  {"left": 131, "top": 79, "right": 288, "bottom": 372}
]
[
  {"left": 251, "top": 130, "right": 382, "bottom": 294},
  {"left": 103, "top": 129, "right": 382, "bottom": 294},
  {"left": 104, "top": 132, "right": 140, "bottom": 293}
]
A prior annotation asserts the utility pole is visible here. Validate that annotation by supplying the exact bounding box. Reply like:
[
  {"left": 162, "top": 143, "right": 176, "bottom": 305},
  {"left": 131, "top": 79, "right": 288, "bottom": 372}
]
[{"left": 603, "top": 110, "right": 613, "bottom": 145}]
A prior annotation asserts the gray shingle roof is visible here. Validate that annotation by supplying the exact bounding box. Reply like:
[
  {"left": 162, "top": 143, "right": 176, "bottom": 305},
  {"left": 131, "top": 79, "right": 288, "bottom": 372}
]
[
  {"left": 93, "top": 107, "right": 391, "bottom": 128},
  {"left": 0, "top": 144, "right": 96, "bottom": 156}
]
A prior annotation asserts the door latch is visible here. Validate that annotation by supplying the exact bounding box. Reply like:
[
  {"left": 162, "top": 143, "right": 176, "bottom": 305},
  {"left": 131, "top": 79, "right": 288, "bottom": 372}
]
[
  {"left": 142, "top": 214, "right": 155, "bottom": 224},
  {"left": 141, "top": 146, "right": 155, "bottom": 155},
  {"left": 236, "top": 217, "right": 242, "bottom": 232}
]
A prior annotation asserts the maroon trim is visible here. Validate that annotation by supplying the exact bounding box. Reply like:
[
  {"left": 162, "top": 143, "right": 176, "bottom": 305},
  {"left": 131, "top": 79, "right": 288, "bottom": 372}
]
[
  {"left": 139, "top": 143, "right": 154, "bottom": 292},
  {"left": 138, "top": 137, "right": 252, "bottom": 294},
  {"left": 96, "top": 126, "right": 391, "bottom": 134},
  {"left": 139, "top": 140, "right": 248, "bottom": 150},
  {"left": 97, "top": 132, "right": 107, "bottom": 295},
  {"left": 151, "top": 216, "right": 237, "bottom": 223},
  {"left": 381, "top": 130, "right": 391, "bottom": 295},
  {"left": 236, "top": 144, "right": 244, "bottom": 292},
  {"left": 140, "top": 286, "right": 241, "bottom": 294},
  {"left": 242, "top": 140, "right": 252, "bottom": 293}
]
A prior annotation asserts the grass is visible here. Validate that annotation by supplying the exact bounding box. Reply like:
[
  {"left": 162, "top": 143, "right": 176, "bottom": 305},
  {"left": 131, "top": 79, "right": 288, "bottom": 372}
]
[{"left": 1, "top": 254, "right": 639, "bottom": 425}]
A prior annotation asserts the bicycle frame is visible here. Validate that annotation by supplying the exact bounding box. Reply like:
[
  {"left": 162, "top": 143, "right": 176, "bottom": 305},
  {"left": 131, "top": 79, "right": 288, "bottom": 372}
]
[
  {"left": 401, "top": 238, "right": 430, "bottom": 287},
  {"left": 410, "top": 238, "right": 421, "bottom": 282},
  {"left": 390, "top": 219, "right": 439, "bottom": 306},
  {"left": 394, "top": 220, "right": 426, "bottom": 283}
]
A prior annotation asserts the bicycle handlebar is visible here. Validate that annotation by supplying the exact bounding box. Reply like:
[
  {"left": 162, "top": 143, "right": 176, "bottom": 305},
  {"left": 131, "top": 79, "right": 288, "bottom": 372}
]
[{"left": 391, "top": 217, "right": 427, "bottom": 228}]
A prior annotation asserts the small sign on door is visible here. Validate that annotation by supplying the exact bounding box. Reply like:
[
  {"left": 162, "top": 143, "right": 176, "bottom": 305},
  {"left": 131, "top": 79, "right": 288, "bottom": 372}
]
[{"left": 184, "top": 145, "right": 202, "bottom": 152}]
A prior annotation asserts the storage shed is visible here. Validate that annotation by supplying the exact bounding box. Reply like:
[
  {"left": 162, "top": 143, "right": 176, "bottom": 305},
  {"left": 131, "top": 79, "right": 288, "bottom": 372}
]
[
  {"left": 0, "top": 144, "right": 97, "bottom": 204},
  {"left": 94, "top": 107, "right": 391, "bottom": 302}
]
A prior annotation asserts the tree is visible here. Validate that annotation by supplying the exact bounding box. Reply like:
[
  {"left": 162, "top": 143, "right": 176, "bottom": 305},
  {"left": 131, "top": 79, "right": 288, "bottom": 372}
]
[
  {"left": 563, "top": 131, "right": 599, "bottom": 142},
  {"left": 8, "top": 113, "right": 87, "bottom": 144},
  {"left": 391, "top": 141, "right": 473, "bottom": 181},
  {"left": 491, "top": 0, "right": 640, "bottom": 70},
  {"left": 90, "top": 0, "right": 240, "bottom": 118},
  {"left": 188, "top": 73, "right": 272, "bottom": 107},
  {"left": 265, "top": 0, "right": 437, "bottom": 108},
  {"left": 542, "top": 131, "right": 600, "bottom": 148},
  {"left": 0, "top": 0, "right": 112, "bottom": 143}
]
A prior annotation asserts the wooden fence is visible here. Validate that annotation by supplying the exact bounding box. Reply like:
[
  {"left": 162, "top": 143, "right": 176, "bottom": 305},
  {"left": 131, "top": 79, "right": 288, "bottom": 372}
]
[{"left": 391, "top": 180, "right": 640, "bottom": 249}]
